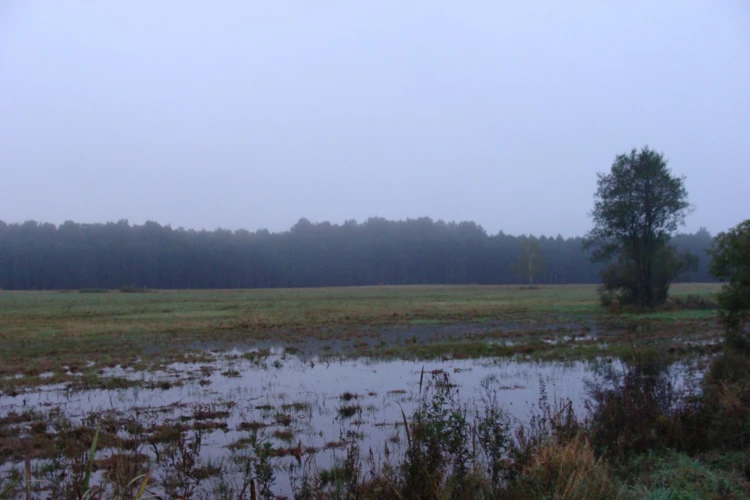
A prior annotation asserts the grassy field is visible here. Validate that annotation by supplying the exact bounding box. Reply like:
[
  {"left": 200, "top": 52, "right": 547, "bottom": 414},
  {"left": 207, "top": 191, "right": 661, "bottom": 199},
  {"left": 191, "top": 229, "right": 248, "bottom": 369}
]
[
  {"left": 0, "top": 283, "right": 721, "bottom": 390},
  {"left": 3, "top": 283, "right": 747, "bottom": 499}
]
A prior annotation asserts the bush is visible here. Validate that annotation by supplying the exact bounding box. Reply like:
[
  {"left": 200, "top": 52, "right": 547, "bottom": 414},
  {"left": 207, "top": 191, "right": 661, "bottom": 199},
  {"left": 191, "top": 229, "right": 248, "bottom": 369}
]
[{"left": 599, "top": 288, "right": 615, "bottom": 308}]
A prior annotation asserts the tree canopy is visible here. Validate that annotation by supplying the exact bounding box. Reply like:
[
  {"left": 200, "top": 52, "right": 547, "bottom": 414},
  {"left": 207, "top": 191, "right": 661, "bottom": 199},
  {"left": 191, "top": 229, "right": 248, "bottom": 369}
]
[
  {"left": 710, "top": 219, "right": 750, "bottom": 349},
  {"left": 584, "top": 146, "right": 695, "bottom": 307}
]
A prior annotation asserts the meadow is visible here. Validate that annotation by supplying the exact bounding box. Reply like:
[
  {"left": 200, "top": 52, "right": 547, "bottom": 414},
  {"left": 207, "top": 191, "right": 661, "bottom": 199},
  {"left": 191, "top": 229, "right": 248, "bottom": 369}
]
[
  {"left": 0, "top": 284, "right": 720, "bottom": 389},
  {"left": 2, "top": 283, "right": 746, "bottom": 499}
]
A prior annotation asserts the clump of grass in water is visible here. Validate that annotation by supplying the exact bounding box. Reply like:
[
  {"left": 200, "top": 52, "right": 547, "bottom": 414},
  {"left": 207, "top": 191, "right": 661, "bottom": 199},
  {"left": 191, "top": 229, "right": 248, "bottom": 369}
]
[
  {"left": 274, "top": 413, "right": 293, "bottom": 426},
  {"left": 318, "top": 466, "right": 348, "bottom": 487},
  {"left": 14, "top": 419, "right": 152, "bottom": 499},
  {"left": 161, "top": 426, "right": 211, "bottom": 498},
  {"left": 339, "top": 391, "right": 359, "bottom": 402},
  {"left": 337, "top": 404, "right": 361, "bottom": 419},
  {"left": 272, "top": 429, "right": 295, "bottom": 443}
]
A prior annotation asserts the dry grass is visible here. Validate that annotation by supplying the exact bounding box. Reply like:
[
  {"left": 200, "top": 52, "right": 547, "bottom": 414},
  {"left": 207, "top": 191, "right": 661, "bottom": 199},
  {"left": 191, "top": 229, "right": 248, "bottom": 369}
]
[{"left": 509, "top": 435, "right": 617, "bottom": 499}]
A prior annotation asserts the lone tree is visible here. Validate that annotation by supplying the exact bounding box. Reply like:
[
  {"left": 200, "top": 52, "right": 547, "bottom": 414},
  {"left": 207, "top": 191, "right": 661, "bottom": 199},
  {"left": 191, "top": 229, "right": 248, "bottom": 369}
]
[
  {"left": 710, "top": 219, "right": 750, "bottom": 351},
  {"left": 584, "top": 146, "right": 695, "bottom": 307},
  {"left": 514, "top": 236, "right": 546, "bottom": 286}
]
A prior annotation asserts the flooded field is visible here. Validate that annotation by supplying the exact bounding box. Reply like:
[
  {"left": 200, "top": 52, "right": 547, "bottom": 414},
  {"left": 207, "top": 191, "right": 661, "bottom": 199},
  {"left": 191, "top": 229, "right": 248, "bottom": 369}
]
[
  {"left": 0, "top": 350, "right": 585, "bottom": 493},
  {"left": 1, "top": 348, "right": 703, "bottom": 498},
  {"left": 0, "top": 285, "right": 723, "bottom": 498}
]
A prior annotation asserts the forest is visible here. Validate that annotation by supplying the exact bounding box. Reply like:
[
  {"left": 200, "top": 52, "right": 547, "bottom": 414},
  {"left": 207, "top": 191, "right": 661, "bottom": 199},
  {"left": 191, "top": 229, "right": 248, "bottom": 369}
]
[{"left": 0, "top": 218, "right": 715, "bottom": 290}]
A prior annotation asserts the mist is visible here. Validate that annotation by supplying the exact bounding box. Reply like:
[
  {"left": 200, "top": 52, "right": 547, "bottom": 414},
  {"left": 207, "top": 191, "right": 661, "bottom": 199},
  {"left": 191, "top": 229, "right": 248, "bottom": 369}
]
[{"left": 1, "top": 1, "right": 748, "bottom": 236}]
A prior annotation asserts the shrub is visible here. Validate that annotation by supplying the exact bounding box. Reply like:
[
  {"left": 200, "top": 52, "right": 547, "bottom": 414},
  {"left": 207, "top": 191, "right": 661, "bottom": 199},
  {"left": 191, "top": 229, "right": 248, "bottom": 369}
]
[{"left": 710, "top": 219, "right": 750, "bottom": 351}]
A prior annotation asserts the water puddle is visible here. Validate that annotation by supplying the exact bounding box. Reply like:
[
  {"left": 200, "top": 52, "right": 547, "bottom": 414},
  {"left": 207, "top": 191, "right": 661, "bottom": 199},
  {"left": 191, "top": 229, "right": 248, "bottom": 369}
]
[{"left": 0, "top": 349, "right": 693, "bottom": 497}]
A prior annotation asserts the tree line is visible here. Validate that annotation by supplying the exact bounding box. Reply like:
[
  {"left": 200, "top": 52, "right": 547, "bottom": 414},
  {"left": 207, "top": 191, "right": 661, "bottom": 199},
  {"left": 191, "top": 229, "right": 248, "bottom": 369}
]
[{"left": 0, "top": 217, "right": 714, "bottom": 291}]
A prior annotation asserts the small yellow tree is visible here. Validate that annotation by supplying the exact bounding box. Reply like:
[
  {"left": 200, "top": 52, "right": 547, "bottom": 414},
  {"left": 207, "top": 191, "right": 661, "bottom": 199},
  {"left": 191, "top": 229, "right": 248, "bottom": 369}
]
[{"left": 515, "top": 236, "right": 546, "bottom": 286}]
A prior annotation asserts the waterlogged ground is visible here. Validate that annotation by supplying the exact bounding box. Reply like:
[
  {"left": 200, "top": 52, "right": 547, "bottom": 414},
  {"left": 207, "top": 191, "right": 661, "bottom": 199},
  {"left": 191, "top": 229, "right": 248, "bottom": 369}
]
[
  {"left": 0, "top": 285, "right": 720, "bottom": 497},
  {"left": 0, "top": 347, "right": 705, "bottom": 498},
  {"left": 0, "top": 284, "right": 721, "bottom": 388},
  {"left": 1, "top": 348, "right": 598, "bottom": 496}
]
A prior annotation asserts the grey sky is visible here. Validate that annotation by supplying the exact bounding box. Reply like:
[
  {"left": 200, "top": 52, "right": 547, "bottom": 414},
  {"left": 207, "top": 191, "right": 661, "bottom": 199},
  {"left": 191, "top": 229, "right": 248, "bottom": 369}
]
[{"left": 1, "top": 1, "right": 748, "bottom": 237}]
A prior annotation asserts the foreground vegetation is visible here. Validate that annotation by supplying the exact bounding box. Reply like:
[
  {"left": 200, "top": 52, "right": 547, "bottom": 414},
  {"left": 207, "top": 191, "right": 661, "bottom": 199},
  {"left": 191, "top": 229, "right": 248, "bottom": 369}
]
[{"left": 361, "top": 349, "right": 750, "bottom": 500}]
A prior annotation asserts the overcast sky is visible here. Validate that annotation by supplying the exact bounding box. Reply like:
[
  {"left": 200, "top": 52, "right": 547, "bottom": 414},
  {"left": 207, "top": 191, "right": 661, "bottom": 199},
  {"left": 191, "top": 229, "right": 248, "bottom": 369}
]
[{"left": 1, "top": 1, "right": 748, "bottom": 237}]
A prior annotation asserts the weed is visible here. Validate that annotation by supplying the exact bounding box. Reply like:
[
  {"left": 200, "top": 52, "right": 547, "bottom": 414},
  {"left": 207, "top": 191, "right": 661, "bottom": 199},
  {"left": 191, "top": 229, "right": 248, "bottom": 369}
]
[
  {"left": 396, "top": 371, "right": 473, "bottom": 498},
  {"left": 340, "top": 391, "right": 359, "bottom": 402},
  {"left": 274, "top": 413, "right": 293, "bottom": 427},
  {"left": 161, "top": 426, "right": 207, "bottom": 498},
  {"left": 248, "top": 432, "right": 276, "bottom": 500},
  {"left": 281, "top": 401, "right": 310, "bottom": 412},
  {"left": 272, "top": 429, "right": 295, "bottom": 443},
  {"left": 337, "top": 404, "right": 361, "bottom": 419},
  {"left": 238, "top": 421, "right": 269, "bottom": 432},
  {"left": 318, "top": 466, "right": 348, "bottom": 487},
  {"left": 475, "top": 375, "right": 514, "bottom": 490}
]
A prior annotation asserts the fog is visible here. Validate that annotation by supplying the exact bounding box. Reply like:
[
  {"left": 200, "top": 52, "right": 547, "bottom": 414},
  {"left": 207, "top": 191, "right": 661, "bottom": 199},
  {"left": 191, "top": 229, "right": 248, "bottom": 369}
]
[{"left": 1, "top": 1, "right": 748, "bottom": 236}]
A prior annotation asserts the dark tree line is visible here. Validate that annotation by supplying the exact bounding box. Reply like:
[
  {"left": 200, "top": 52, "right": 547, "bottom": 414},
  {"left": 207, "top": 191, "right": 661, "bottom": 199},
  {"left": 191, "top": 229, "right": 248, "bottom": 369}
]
[{"left": 0, "top": 218, "right": 715, "bottom": 290}]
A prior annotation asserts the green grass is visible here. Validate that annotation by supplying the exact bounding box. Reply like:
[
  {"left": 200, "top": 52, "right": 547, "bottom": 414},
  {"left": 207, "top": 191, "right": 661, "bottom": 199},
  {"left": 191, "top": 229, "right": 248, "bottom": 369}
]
[
  {"left": 0, "top": 284, "right": 722, "bottom": 389},
  {"left": 624, "top": 452, "right": 750, "bottom": 499},
  {"left": 631, "top": 309, "right": 717, "bottom": 321}
]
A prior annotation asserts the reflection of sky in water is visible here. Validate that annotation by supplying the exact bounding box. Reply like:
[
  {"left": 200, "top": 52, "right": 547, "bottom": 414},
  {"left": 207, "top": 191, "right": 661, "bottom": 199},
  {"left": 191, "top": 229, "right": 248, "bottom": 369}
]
[{"left": 0, "top": 353, "right": 601, "bottom": 496}]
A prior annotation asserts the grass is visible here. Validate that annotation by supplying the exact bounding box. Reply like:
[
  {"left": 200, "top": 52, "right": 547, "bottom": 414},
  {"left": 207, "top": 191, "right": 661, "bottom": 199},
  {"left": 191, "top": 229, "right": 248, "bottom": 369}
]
[
  {"left": 0, "top": 284, "right": 721, "bottom": 390},
  {"left": 1, "top": 280, "right": 744, "bottom": 499},
  {"left": 2, "top": 312, "right": 747, "bottom": 498},
  {"left": 624, "top": 452, "right": 749, "bottom": 499},
  {"left": 337, "top": 404, "right": 362, "bottom": 418}
]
